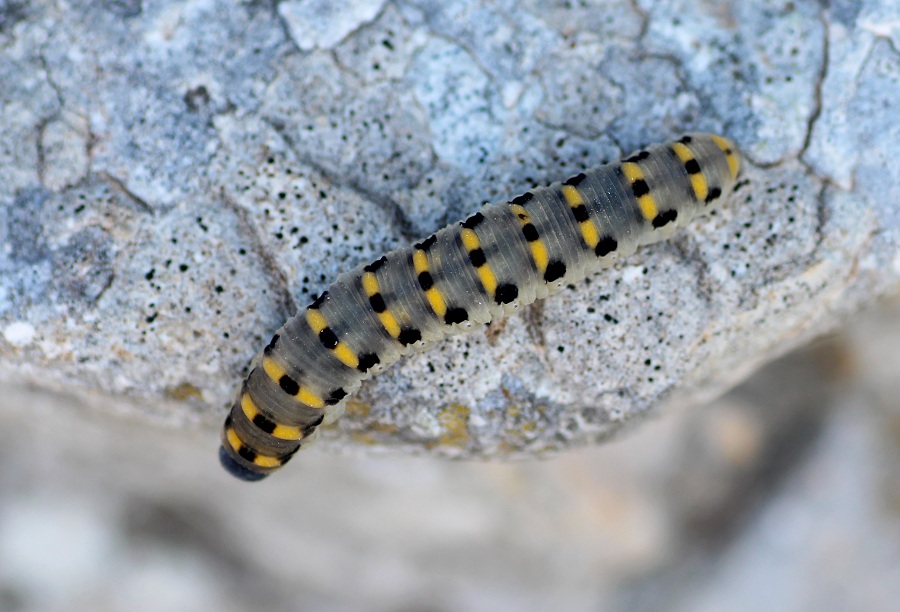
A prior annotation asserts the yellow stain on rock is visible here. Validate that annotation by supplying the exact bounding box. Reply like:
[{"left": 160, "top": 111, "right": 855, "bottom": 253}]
[
  {"left": 165, "top": 382, "right": 202, "bottom": 401},
  {"left": 497, "top": 439, "right": 517, "bottom": 454},
  {"left": 438, "top": 403, "right": 471, "bottom": 447},
  {"left": 350, "top": 431, "right": 376, "bottom": 445},
  {"left": 369, "top": 422, "right": 399, "bottom": 433},
  {"left": 344, "top": 399, "right": 371, "bottom": 418}
]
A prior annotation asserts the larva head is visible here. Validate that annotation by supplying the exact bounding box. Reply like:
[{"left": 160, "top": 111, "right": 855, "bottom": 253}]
[
  {"left": 219, "top": 390, "right": 310, "bottom": 481},
  {"left": 219, "top": 444, "right": 270, "bottom": 481}
]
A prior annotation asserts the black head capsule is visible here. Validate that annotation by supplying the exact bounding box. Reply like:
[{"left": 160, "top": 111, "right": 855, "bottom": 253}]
[{"left": 219, "top": 446, "right": 269, "bottom": 482}]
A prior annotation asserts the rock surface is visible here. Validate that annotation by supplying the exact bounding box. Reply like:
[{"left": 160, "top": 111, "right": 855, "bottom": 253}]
[
  {"left": 1, "top": 1, "right": 898, "bottom": 458},
  {"left": 2, "top": 2, "right": 900, "bottom": 610}
]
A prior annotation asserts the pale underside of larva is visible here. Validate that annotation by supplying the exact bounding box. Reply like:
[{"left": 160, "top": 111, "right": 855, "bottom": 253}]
[{"left": 220, "top": 133, "right": 743, "bottom": 481}]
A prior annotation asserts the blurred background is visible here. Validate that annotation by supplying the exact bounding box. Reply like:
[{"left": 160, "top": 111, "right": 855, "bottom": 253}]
[
  {"left": 1, "top": 296, "right": 898, "bottom": 612},
  {"left": 2, "top": 1, "right": 898, "bottom": 609}
]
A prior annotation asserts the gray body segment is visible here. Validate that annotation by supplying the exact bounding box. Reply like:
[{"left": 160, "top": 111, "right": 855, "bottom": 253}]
[{"left": 220, "top": 133, "right": 743, "bottom": 481}]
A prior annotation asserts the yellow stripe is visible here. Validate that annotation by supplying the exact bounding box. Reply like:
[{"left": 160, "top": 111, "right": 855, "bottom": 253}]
[
  {"left": 561, "top": 187, "right": 602, "bottom": 248},
  {"left": 460, "top": 227, "right": 498, "bottom": 295},
  {"left": 226, "top": 425, "right": 286, "bottom": 467},
  {"left": 296, "top": 387, "right": 325, "bottom": 409},
  {"left": 261, "top": 356, "right": 325, "bottom": 409},
  {"left": 361, "top": 272, "right": 401, "bottom": 338},
  {"left": 414, "top": 247, "right": 448, "bottom": 317},
  {"left": 227, "top": 425, "right": 286, "bottom": 467},
  {"left": 306, "top": 304, "right": 360, "bottom": 368},
  {"left": 412, "top": 249, "right": 428, "bottom": 274},
  {"left": 253, "top": 454, "right": 282, "bottom": 468},
  {"left": 671, "top": 141, "right": 693, "bottom": 163},
  {"left": 361, "top": 271, "right": 379, "bottom": 296},
  {"left": 240, "top": 392, "right": 260, "bottom": 421},
  {"left": 579, "top": 219, "right": 600, "bottom": 248},
  {"left": 272, "top": 424, "right": 301, "bottom": 440},
  {"left": 242, "top": 394, "right": 302, "bottom": 440},
  {"left": 509, "top": 204, "right": 549, "bottom": 273},
  {"left": 262, "top": 355, "right": 286, "bottom": 382},
  {"left": 377, "top": 311, "right": 401, "bottom": 338},
  {"left": 529, "top": 241, "right": 549, "bottom": 271},
  {"left": 226, "top": 427, "right": 243, "bottom": 452},
  {"left": 509, "top": 203, "right": 527, "bottom": 218},
  {"left": 306, "top": 309, "right": 327, "bottom": 334},
  {"left": 671, "top": 142, "right": 708, "bottom": 200},
  {"left": 476, "top": 265, "right": 497, "bottom": 294},
  {"left": 689, "top": 174, "right": 708, "bottom": 202},
  {"left": 725, "top": 154, "right": 739, "bottom": 179},
  {"left": 561, "top": 185, "right": 583, "bottom": 206},
  {"left": 332, "top": 342, "right": 359, "bottom": 369},
  {"left": 710, "top": 135, "right": 740, "bottom": 179},
  {"left": 709, "top": 134, "right": 733, "bottom": 152},
  {"left": 460, "top": 227, "right": 480, "bottom": 251},
  {"left": 637, "top": 195, "right": 658, "bottom": 220},
  {"left": 620, "top": 161, "right": 644, "bottom": 183},
  {"left": 622, "top": 162, "right": 658, "bottom": 220},
  {"left": 425, "top": 288, "right": 447, "bottom": 316}
]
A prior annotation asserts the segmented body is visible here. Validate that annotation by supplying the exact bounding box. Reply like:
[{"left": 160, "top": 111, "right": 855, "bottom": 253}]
[{"left": 220, "top": 133, "right": 743, "bottom": 481}]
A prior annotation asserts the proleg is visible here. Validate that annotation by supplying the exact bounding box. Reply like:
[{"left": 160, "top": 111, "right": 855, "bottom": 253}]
[{"left": 219, "top": 133, "right": 744, "bottom": 481}]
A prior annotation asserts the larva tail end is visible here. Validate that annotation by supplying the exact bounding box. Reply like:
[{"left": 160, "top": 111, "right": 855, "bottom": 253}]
[{"left": 219, "top": 445, "right": 269, "bottom": 482}]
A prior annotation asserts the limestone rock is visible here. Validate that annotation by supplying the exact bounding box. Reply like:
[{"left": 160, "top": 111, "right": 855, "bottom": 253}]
[{"left": 1, "top": 0, "right": 897, "bottom": 459}]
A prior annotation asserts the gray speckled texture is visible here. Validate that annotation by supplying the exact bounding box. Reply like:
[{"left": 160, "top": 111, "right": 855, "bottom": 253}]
[{"left": 1, "top": 0, "right": 898, "bottom": 458}]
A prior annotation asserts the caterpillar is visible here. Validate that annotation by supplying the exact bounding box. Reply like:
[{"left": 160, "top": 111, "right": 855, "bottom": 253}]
[{"left": 220, "top": 134, "right": 743, "bottom": 481}]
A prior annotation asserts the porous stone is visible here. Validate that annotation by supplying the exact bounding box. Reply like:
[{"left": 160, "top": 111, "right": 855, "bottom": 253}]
[{"left": 0, "top": 0, "right": 897, "bottom": 460}]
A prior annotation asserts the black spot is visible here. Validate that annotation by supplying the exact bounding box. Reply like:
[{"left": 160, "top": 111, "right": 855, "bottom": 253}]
[
  {"left": 418, "top": 271, "right": 434, "bottom": 291},
  {"left": 224, "top": 414, "right": 233, "bottom": 428},
  {"left": 563, "top": 173, "right": 587, "bottom": 186},
  {"left": 510, "top": 192, "right": 534, "bottom": 205},
  {"left": 302, "top": 415, "right": 324, "bottom": 437},
  {"left": 319, "top": 327, "right": 339, "bottom": 349},
  {"left": 544, "top": 260, "right": 566, "bottom": 282},
  {"left": 279, "top": 375, "right": 300, "bottom": 396},
  {"left": 705, "top": 187, "right": 722, "bottom": 204},
  {"left": 252, "top": 413, "right": 277, "bottom": 435},
  {"left": 280, "top": 445, "right": 301, "bottom": 461},
  {"left": 310, "top": 292, "right": 329, "bottom": 309},
  {"left": 415, "top": 234, "right": 437, "bottom": 251},
  {"left": 679, "top": 135, "right": 693, "bottom": 144},
  {"left": 571, "top": 204, "right": 590, "bottom": 222},
  {"left": 468, "top": 248, "right": 486, "bottom": 267},
  {"left": 263, "top": 334, "right": 279, "bottom": 356},
  {"left": 495, "top": 283, "right": 518, "bottom": 304},
  {"left": 399, "top": 328, "right": 422, "bottom": 346},
  {"left": 595, "top": 236, "right": 618, "bottom": 257},
  {"left": 325, "top": 388, "right": 348, "bottom": 406},
  {"left": 631, "top": 179, "right": 650, "bottom": 198},
  {"left": 368, "top": 293, "right": 387, "bottom": 313},
  {"left": 219, "top": 446, "right": 268, "bottom": 482},
  {"left": 685, "top": 159, "right": 701, "bottom": 174},
  {"left": 357, "top": 353, "right": 380, "bottom": 372},
  {"left": 460, "top": 212, "right": 485, "bottom": 229},
  {"left": 444, "top": 307, "right": 468, "bottom": 325},
  {"left": 237, "top": 445, "right": 258, "bottom": 462},
  {"left": 364, "top": 256, "right": 387, "bottom": 273},
  {"left": 652, "top": 209, "right": 678, "bottom": 228},
  {"left": 522, "top": 223, "right": 539, "bottom": 242},
  {"left": 624, "top": 150, "right": 650, "bottom": 163}
]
